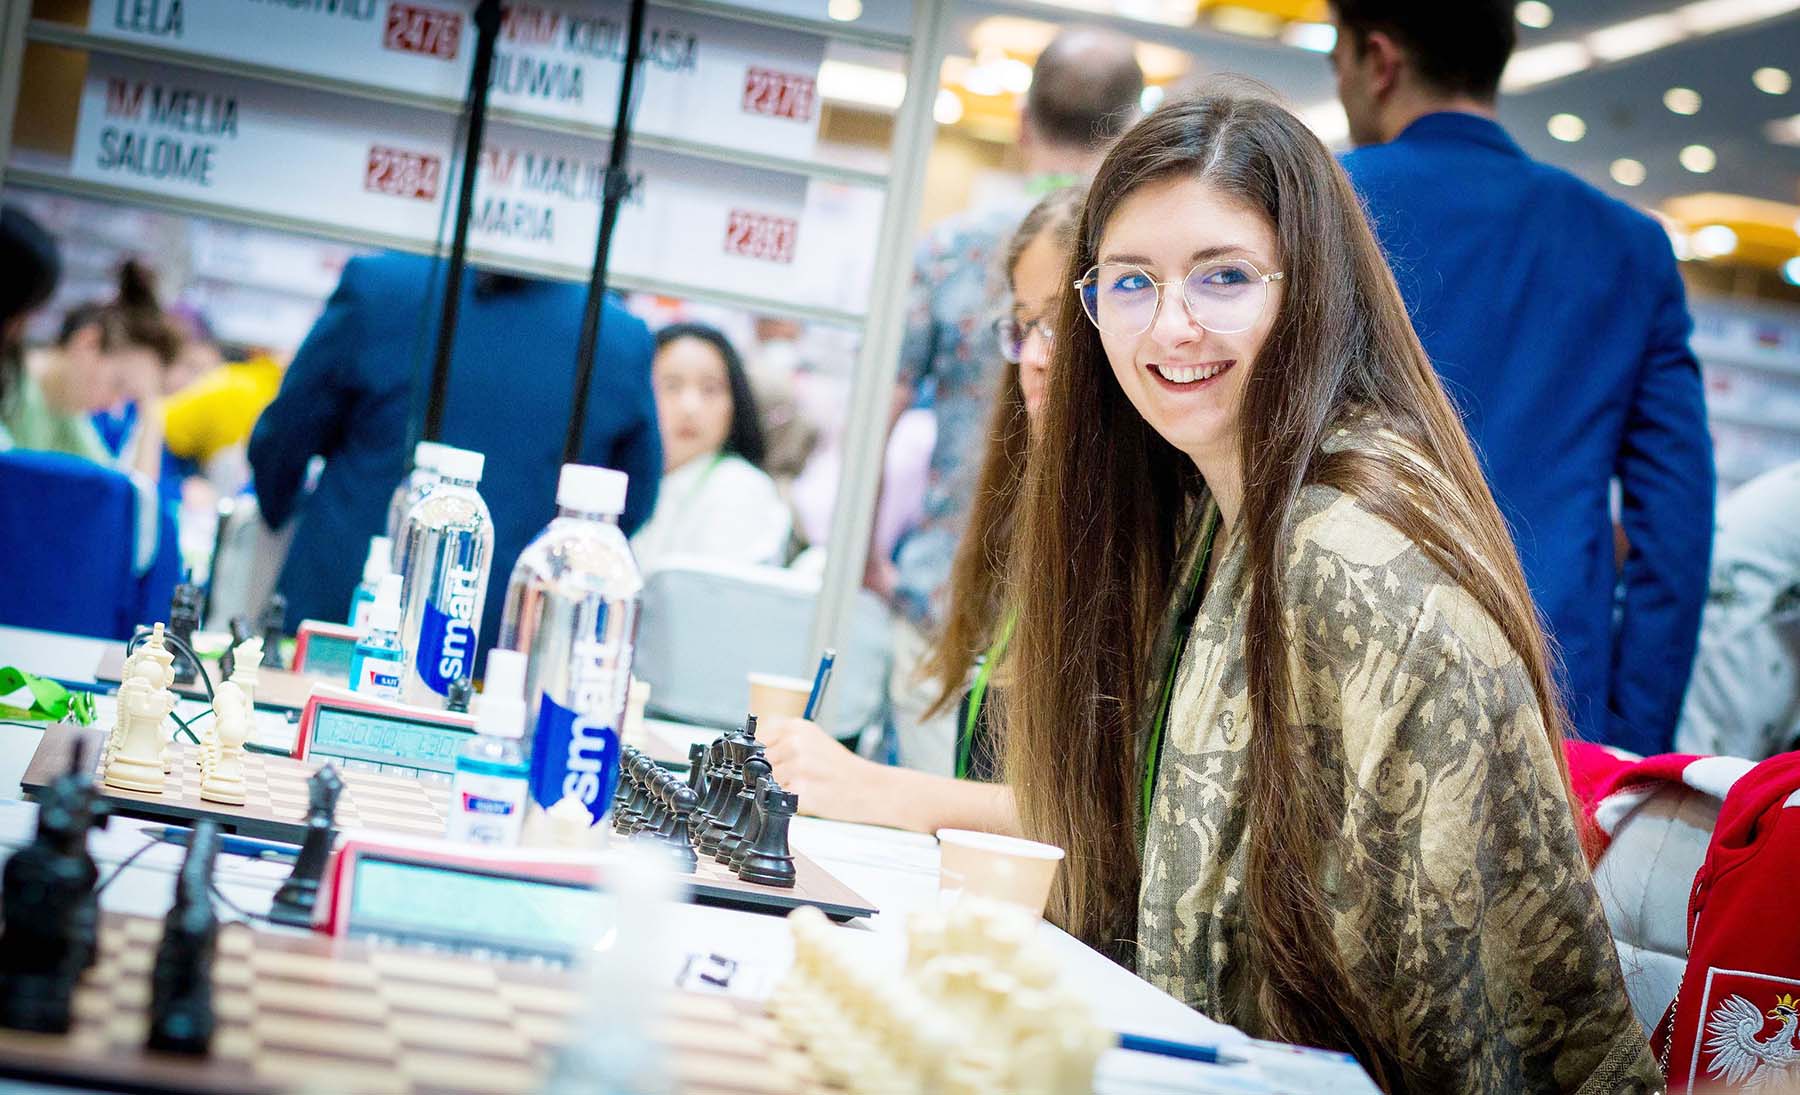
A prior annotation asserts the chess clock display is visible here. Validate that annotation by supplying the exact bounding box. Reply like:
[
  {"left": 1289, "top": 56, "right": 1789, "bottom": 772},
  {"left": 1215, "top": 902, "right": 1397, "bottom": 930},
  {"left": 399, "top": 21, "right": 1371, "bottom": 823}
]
[
  {"left": 293, "top": 686, "right": 476, "bottom": 777},
  {"left": 321, "top": 834, "right": 613, "bottom": 962},
  {"left": 291, "top": 620, "right": 361, "bottom": 682}
]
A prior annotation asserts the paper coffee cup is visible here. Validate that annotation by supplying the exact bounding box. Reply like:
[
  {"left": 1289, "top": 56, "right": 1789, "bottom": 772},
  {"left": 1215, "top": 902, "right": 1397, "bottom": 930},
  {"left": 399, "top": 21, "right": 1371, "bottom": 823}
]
[
  {"left": 747, "top": 672, "right": 813, "bottom": 722},
  {"left": 935, "top": 829, "right": 1066, "bottom": 916}
]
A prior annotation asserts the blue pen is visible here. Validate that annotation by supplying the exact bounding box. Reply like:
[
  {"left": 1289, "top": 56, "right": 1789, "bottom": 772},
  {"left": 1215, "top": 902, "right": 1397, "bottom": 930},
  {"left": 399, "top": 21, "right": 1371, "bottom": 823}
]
[
  {"left": 802, "top": 649, "right": 836, "bottom": 721},
  {"left": 153, "top": 826, "right": 298, "bottom": 861},
  {"left": 1118, "top": 1032, "right": 1248, "bottom": 1066}
]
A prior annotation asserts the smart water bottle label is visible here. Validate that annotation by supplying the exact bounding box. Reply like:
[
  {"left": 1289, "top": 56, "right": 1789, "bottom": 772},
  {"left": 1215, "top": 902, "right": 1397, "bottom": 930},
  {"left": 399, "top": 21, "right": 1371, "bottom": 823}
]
[
  {"left": 527, "top": 693, "right": 620, "bottom": 826},
  {"left": 415, "top": 580, "right": 478, "bottom": 696}
]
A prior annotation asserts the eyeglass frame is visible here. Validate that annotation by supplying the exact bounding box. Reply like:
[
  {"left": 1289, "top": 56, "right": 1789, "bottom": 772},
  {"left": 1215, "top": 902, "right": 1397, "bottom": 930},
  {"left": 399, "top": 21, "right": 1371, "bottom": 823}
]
[
  {"left": 1073, "top": 258, "right": 1287, "bottom": 337},
  {"left": 994, "top": 314, "right": 1055, "bottom": 365}
]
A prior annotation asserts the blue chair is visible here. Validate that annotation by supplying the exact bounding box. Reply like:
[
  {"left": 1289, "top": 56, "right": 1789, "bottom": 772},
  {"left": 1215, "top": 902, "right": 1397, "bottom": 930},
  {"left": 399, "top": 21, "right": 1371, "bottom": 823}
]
[{"left": 0, "top": 449, "right": 178, "bottom": 639}]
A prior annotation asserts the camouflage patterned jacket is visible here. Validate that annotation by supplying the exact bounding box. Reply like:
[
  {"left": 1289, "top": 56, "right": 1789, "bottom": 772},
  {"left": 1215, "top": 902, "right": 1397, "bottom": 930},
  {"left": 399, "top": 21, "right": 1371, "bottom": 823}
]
[{"left": 1136, "top": 478, "right": 1663, "bottom": 1093}]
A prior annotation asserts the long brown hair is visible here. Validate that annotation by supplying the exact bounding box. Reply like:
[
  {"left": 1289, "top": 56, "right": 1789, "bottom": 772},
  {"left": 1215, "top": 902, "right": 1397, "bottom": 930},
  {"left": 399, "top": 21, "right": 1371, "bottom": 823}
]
[
  {"left": 921, "top": 186, "right": 1084, "bottom": 717},
  {"left": 57, "top": 260, "right": 182, "bottom": 364},
  {"left": 1000, "top": 92, "right": 1579, "bottom": 1082}
]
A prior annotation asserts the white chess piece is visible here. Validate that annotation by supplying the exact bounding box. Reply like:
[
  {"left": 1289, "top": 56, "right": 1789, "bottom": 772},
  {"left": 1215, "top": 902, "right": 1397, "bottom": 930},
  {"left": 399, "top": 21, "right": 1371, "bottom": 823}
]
[
  {"left": 103, "top": 660, "right": 173, "bottom": 793},
  {"left": 200, "top": 681, "right": 248, "bottom": 805},
  {"left": 230, "top": 638, "right": 263, "bottom": 712}
]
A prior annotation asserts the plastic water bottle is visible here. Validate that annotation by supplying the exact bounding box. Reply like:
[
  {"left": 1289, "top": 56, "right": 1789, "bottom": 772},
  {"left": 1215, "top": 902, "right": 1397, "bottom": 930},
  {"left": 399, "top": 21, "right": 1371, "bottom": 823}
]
[
  {"left": 385, "top": 440, "right": 448, "bottom": 572},
  {"left": 398, "top": 446, "right": 493, "bottom": 709},
  {"left": 447, "top": 649, "right": 530, "bottom": 847},
  {"left": 348, "top": 535, "right": 392, "bottom": 631},
  {"left": 348, "top": 574, "right": 404, "bottom": 701},
  {"left": 498, "top": 464, "right": 640, "bottom": 828}
]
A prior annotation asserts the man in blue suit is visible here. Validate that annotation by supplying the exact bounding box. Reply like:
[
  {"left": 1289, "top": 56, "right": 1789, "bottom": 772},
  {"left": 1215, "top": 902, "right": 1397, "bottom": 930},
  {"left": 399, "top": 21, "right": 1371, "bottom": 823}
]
[
  {"left": 1329, "top": 0, "right": 1714, "bottom": 754},
  {"left": 250, "top": 255, "right": 661, "bottom": 658}
]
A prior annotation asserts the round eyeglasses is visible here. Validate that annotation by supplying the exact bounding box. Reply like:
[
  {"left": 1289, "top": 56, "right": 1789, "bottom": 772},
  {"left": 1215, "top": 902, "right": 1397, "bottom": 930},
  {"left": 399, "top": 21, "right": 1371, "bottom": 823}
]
[
  {"left": 995, "top": 315, "right": 1054, "bottom": 365},
  {"left": 1075, "top": 259, "right": 1285, "bottom": 337}
]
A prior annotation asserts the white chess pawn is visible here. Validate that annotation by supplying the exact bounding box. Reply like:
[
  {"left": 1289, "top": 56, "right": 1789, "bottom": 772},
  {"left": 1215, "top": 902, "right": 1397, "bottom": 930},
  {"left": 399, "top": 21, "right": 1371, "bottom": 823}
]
[
  {"left": 103, "top": 662, "right": 172, "bottom": 793},
  {"left": 230, "top": 638, "right": 263, "bottom": 711},
  {"left": 200, "top": 681, "right": 248, "bottom": 805}
]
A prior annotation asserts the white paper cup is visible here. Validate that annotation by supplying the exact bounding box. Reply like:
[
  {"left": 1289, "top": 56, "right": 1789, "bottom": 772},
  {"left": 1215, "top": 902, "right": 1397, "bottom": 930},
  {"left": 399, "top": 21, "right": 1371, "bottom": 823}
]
[
  {"left": 747, "top": 672, "right": 813, "bottom": 722},
  {"left": 936, "top": 829, "right": 1066, "bottom": 916}
]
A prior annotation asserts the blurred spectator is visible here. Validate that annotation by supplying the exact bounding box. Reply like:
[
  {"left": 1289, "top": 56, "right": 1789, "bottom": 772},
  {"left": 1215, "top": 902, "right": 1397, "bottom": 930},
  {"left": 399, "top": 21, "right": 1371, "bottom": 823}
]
[
  {"left": 1332, "top": 0, "right": 1714, "bottom": 753},
  {"left": 632, "top": 323, "right": 790, "bottom": 571},
  {"left": 1676, "top": 463, "right": 1800, "bottom": 760},
  {"left": 0, "top": 205, "right": 62, "bottom": 449}
]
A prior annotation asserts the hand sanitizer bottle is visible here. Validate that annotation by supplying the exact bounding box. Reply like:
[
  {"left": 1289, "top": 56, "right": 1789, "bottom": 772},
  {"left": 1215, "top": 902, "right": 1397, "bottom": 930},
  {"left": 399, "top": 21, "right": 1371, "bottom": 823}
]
[
  {"left": 348, "top": 535, "right": 392, "bottom": 631},
  {"left": 448, "top": 649, "right": 530, "bottom": 847},
  {"left": 348, "top": 574, "right": 404, "bottom": 701}
]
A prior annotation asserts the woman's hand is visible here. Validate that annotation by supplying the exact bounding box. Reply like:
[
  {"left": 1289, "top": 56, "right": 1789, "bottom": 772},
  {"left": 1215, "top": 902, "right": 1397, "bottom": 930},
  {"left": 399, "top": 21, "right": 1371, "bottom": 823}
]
[{"left": 758, "top": 716, "right": 893, "bottom": 826}]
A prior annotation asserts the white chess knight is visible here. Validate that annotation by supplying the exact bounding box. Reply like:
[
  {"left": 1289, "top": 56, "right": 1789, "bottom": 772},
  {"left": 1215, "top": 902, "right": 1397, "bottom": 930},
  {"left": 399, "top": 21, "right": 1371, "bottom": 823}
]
[
  {"left": 199, "top": 680, "right": 248, "bottom": 806},
  {"left": 103, "top": 656, "right": 176, "bottom": 794}
]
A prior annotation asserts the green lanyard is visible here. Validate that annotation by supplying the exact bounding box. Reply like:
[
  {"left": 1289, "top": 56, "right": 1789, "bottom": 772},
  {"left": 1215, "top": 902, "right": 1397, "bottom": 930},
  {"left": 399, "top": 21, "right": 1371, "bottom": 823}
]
[
  {"left": 957, "top": 611, "right": 1016, "bottom": 780},
  {"left": 1140, "top": 508, "right": 1221, "bottom": 832}
]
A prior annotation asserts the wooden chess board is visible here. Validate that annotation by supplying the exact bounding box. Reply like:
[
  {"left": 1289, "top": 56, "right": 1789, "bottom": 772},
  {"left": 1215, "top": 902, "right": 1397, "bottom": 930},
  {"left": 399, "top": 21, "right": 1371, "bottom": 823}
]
[
  {"left": 21, "top": 727, "right": 876, "bottom": 921},
  {"left": 95, "top": 646, "right": 319, "bottom": 713},
  {"left": 0, "top": 913, "right": 828, "bottom": 1095},
  {"left": 22, "top": 727, "right": 446, "bottom": 845}
]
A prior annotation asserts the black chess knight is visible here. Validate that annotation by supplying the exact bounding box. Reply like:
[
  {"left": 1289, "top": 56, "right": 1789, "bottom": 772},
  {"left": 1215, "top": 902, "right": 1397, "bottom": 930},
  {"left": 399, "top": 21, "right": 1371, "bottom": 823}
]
[
  {"left": 0, "top": 742, "right": 110, "bottom": 1032},
  {"left": 148, "top": 822, "right": 220, "bottom": 1054},
  {"left": 167, "top": 580, "right": 204, "bottom": 685}
]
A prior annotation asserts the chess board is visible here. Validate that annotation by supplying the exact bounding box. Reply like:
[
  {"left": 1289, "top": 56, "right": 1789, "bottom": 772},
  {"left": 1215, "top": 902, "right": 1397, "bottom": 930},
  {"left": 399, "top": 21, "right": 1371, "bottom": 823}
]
[
  {"left": 21, "top": 727, "right": 876, "bottom": 921},
  {"left": 95, "top": 646, "right": 319, "bottom": 713},
  {"left": 21, "top": 727, "right": 447, "bottom": 845},
  {"left": 0, "top": 913, "right": 828, "bottom": 1095}
]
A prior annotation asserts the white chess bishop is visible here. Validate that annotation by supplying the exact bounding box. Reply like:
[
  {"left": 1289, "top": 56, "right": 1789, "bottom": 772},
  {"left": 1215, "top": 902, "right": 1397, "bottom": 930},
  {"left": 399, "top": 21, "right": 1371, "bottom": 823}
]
[
  {"left": 103, "top": 654, "right": 176, "bottom": 794},
  {"left": 199, "top": 680, "right": 248, "bottom": 806}
]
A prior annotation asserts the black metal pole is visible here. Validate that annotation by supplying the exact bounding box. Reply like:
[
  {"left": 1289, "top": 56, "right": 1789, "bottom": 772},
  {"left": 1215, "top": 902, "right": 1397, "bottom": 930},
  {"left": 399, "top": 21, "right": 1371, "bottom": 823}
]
[
  {"left": 423, "top": 0, "right": 503, "bottom": 443},
  {"left": 564, "top": 0, "right": 649, "bottom": 465}
]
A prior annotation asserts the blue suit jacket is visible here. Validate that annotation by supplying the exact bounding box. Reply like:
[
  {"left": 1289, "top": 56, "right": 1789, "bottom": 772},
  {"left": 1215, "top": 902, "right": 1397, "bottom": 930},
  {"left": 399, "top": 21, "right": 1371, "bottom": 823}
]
[
  {"left": 1342, "top": 113, "right": 1714, "bottom": 754},
  {"left": 249, "top": 253, "right": 661, "bottom": 658}
]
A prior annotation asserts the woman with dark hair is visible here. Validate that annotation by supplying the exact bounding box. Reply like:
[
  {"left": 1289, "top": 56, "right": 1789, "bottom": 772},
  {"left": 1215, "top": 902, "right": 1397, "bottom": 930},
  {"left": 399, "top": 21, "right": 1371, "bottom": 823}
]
[
  {"left": 1002, "top": 92, "right": 1658, "bottom": 1091},
  {"left": 2, "top": 259, "right": 181, "bottom": 474},
  {"left": 631, "top": 322, "right": 790, "bottom": 571},
  {"left": 0, "top": 206, "right": 63, "bottom": 447}
]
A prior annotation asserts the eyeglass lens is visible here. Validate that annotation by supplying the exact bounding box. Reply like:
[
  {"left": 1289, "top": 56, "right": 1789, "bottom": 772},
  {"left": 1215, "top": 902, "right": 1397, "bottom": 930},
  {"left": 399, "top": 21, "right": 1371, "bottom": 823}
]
[{"left": 1080, "top": 261, "right": 1271, "bottom": 336}]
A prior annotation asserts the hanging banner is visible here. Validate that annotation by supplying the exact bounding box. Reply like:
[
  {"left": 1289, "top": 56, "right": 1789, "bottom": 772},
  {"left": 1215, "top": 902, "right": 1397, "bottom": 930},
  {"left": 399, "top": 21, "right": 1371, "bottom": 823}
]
[
  {"left": 66, "top": 54, "right": 848, "bottom": 311},
  {"left": 84, "top": 0, "right": 827, "bottom": 160}
]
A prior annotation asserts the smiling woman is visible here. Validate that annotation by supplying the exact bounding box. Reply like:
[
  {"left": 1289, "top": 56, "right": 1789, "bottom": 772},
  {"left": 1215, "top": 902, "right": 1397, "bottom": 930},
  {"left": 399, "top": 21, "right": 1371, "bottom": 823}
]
[{"left": 999, "top": 90, "right": 1663, "bottom": 1093}]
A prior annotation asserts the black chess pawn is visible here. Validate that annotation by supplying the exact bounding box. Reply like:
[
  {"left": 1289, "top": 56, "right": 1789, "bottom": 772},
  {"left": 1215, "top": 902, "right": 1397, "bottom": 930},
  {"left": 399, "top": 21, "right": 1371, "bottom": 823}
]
[
  {"left": 663, "top": 785, "right": 700, "bottom": 873},
  {"left": 728, "top": 780, "right": 769, "bottom": 873},
  {"left": 717, "top": 754, "right": 771, "bottom": 865},
  {"left": 633, "top": 767, "right": 673, "bottom": 838},
  {"left": 269, "top": 766, "right": 343, "bottom": 928},
  {"left": 258, "top": 596, "right": 287, "bottom": 670},
  {"left": 0, "top": 743, "right": 110, "bottom": 1032},
  {"left": 148, "top": 822, "right": 221, "bottom": 1054},
  {"left": 612, "top": 746, "right": 641, "bottom": 820},
  {"left": 167, "top": 579, "right": 204, "bottom": 685},
  {"left": 736, "top": 782, "right": 799, "bottom": 889},
  {"left": 618, "top": 754, "right": 656, "bottom": 836}
]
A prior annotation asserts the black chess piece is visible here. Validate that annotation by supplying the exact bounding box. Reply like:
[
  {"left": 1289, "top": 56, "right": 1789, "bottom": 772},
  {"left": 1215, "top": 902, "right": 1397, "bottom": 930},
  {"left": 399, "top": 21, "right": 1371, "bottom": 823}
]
[
  {"left": 167, "top": 579, "right": 204, "bottom": 685},
  {"left": 717, "top": 753, "right": 771, "bottom": 865},
  {"left": 633, "top": 766, "right": 672, "bottom": 838},
  {"left": 219, "top": 617, "right": 254, "bottom": 681},
  {"left": 612, "top": 746, "right": 641, "bottom": 824},
  {"left": 736, "top": 780, "right": 798, "bottom": 888},
  {"left": 664, "top": 785, "right": 700, "bottom": 873},
  {"left": 0, "top": 742, "right": 110, "bottom": 1032},
  {"left": 147, "top": 821, "right": 220, "bottom": 1054},
  {"left": 728, "top": 780, "right": 769, "bottom": 873},
  {"left": 616, "top": 754, "right": 654, "bottom": 835},
  {"left": 445, "top": 678, "right": 473, "bottom": 714},
  {"left": 258, "top": 596, "right": 287, "bottom": 670},
  {"left": 269, "top": 766, "right": 343, "bottom": 928},
  {"left": 685, "top": 742, "right": 708, "bottom": 800}
]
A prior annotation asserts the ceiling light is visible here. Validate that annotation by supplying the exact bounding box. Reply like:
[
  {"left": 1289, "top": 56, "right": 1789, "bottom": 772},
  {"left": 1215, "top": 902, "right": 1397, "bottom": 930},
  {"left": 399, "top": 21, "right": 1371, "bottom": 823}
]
[
  {"left": 1516, "top": 1, "right": 1554, "bottom": 28},
  {"left": 826, "top": 0, "right": 862, "bottom": 21},
  {"left": 1282, "top": 21, "right": 1338, "bottom": 53},
  {"left": 1783, "top": 257, "right": 1800, "bottom": 286},
  {"left": 1754, "top": 66, "right": 1792, "bottom": 94},
  {"left": 933, "top": 89, "right": 963, "bottom": 126},
  {"left": 817, "top": 60, "right": 906, "bottom": 111},
  {"left": 1680, "top": 143, "right": 1718, "bottom": 172},
  {"left": 1664, "top": 87, "right": 1703, "bottom": 114},
  {"left": 1677, "top": 0, "right": 1800, "bottom": 35},
  {"left": 1209, "top": 6, "right": 1282, "bottom": 38},
  {"left": 1691, "top": 224, "right": 1738, "bottom": 257},
  {"left": 1768, "top": 113, "right": 1800, "bottom": 145},
  {"left": 1587, "top": 14, "right": 1685, "bottom": 61},
  {"left": 1140, "top": 84, "right": 1166, "bottom": 113},
  {"left": 1502, "top": 42, "right": 1592, "bottom": 92},
  {"left": 1610, "top": 158, "right": 1647, "bottom": 186},
  {"left": 1547, "top": 113, "right": 1587, "bottom": 141}
]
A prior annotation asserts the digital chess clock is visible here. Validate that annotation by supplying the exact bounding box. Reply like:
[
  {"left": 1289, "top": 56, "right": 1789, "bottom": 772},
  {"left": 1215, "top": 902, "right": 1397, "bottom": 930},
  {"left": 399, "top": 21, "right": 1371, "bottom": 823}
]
[
  {"left": 322, "top": 834, "right": 618, "bottom": 962},
  {"left": 291, "top": 620, "right": 361, "bottom": 682},
  {"left": 293, "top": 686, "right": 476, "bottom": 777}
]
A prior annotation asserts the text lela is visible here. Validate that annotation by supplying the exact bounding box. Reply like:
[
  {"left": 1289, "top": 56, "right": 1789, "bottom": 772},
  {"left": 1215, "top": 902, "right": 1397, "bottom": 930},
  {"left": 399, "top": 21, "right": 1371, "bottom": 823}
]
[{"left": 113, "top": 0, "right": 183, "bottom": 37}]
